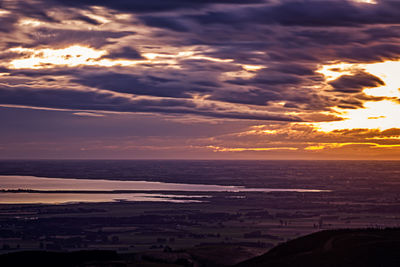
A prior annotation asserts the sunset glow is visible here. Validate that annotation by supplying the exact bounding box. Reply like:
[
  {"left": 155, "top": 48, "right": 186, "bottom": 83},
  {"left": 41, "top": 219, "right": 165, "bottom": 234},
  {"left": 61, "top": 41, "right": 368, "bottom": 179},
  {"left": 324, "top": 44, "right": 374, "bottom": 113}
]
[
  {"left": 313, "top": 100, "right": 400, "bottom": 132},
  {"left": 3, "top": 2, "right": 400, "bottom": 265},
  {"left": 7, "top": 45, "right": 238, "bottom": 70},
  {"left": 353, "top": 0, "right": 377, "bottom": 4},
  {"left": 4, "top": 2, "right": 400, "bottom": 265},
  {"left": 9, "top": 46, "right": 106, "bottom": 69},
  {"left": 312, "top": 60, "right": 400, "bottom": 135},
  {"left": 2, "top": 0, "right": 400, "bottom": 159}
]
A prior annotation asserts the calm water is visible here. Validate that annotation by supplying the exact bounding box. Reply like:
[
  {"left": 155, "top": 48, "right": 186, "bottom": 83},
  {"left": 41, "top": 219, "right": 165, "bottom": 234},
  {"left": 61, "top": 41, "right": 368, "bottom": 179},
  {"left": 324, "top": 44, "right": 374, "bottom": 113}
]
[
  {"left": 1, "top": 160, "right": 396, "bottom": 204},
  {"left": 0, "top": 175, "right": 326, "bottom": 192},
  {"left": 0, "top": 192, "right": 208, "bottom": 204},
  {"left": 0, "top": 175, "right": 325, "bottom": 204}
]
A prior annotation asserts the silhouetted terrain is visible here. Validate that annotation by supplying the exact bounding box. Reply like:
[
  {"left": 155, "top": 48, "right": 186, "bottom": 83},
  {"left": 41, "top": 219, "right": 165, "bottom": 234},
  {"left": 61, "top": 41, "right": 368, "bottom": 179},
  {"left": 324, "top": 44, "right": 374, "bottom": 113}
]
[
  {"left": 0, "top": 250, "right": 121, "bottom": 267},
  {"left": 237, "top": 228, "right": 400, "bottom": 267},
  {"left": 1, "top": 228, "right": 400, "bottom": 266}
]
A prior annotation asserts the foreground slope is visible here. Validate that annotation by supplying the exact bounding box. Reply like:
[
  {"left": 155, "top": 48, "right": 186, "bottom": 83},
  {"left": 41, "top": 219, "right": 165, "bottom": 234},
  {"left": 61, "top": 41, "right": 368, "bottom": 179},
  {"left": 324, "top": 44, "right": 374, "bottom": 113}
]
[
  {"left": 1, "top": 228, "right": 400, "bottom": 266},
  {"left": 236, "top": 228, "right": 400, "bottom": 267}
]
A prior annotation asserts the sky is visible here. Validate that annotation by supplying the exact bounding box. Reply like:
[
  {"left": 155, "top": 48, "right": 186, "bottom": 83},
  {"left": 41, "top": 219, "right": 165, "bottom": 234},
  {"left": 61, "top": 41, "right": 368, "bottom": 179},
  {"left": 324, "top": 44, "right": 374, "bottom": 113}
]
[{"left": 1, "top": 0, "right": 400, "bottom": 160}]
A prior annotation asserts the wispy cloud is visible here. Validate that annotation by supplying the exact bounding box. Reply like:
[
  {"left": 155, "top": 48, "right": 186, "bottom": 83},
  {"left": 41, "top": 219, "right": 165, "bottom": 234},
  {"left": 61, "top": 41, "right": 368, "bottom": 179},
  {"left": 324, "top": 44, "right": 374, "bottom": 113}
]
[{"left": 1, "top": 0, "right": 400, "bottom": 158}]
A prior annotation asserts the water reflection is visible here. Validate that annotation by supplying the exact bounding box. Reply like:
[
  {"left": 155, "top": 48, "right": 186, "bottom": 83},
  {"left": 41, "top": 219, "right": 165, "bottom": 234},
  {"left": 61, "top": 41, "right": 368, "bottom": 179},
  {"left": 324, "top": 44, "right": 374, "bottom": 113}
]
[
  {"left": 0, "top": 175, "right": 326, "bottom": 192},
  {"left": 0, "top": 175, "right": 327, "bottom": 204},
  {"left": 0, "top": 192, "right": 206, "bottom": 204}
]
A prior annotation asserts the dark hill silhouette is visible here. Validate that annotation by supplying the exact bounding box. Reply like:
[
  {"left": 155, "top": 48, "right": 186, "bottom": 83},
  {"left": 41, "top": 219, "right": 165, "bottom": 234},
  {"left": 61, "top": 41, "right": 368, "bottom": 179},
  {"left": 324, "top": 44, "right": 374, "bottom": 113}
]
[
  {"left": 236, "top": 228, "right": 400, "bottom": 267},
  {"left": 2, "top": 228, "right": 400, "bottom": 266},
  {"left": 0, "top": 250, "right": 121, "bottom": 267}
]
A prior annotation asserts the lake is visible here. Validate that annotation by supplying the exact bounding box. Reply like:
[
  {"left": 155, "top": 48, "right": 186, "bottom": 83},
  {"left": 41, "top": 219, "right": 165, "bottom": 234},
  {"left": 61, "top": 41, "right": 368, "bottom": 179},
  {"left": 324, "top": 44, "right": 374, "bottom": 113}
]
[{"left": 0, "top": 175, "right": 327, "bottom": 204}]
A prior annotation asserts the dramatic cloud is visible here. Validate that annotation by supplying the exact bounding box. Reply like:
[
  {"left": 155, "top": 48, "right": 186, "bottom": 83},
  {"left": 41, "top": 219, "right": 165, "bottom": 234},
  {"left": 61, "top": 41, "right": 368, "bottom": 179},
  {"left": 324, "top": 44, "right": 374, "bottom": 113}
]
[
  {"left": 329, "top": 71, "right": 385, "bottom": 93},
  {"left": 1, "top": 0, "right": 400, "bottom": 159},
  {"left": 51, "top": 0, "right": 265, "bottom": 13},
  {"left": 102, "top": 46, "right": 143, "bottom": 60}
]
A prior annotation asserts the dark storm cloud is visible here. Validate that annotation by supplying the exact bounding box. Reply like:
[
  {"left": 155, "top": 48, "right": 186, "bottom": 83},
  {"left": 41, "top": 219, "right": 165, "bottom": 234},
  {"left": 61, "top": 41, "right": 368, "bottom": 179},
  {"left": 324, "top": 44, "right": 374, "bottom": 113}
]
[
  {"left": 329, "top": 72, "right": 385, "bottom": 93},
  {"left": 71, "top": 14, "right": 103, "bottom": 26},
  {"left": 210, "top": 89, "right": 281, "bottom": 106},
  {"left": 268, "top": 64, "right": 316, "bottom": 76},
  {"left": 189, "top": 1, "right": 400, "bottom": 27},
  {"left": 9, "top": 1, "right": 60, "bottom": 23},
  {"left": 226, "top": 67, "right": 310, "bottom": 88},
  {"left": 140, "top": 16, "right": 190, "bottom": 32},
  {"left": 336, "top": 44, "right": 400, "bottom": 62},
  {"left": 336, "top": 98, "right": 364, "bottom": 109},
  {"left": 51, "top": 0, "right": 265, "bottom": 13},
  {"left": 3, "top": 0, "right": 400, "bottom": 120},
  {"left": 0, "top": 51, "right": 28, "bottom": 60},
  {"left": 0, "top": 13, "right": 17, "bottom": 33},
  {"left": 258, "top": 1, "right": 385, "bottom": 27},
  {"left": 217, "top": 64, "right": 325, "bottom": 108},
  {"left": 173, "top": 0, "right": 400, "bottom": 64},
  {"left": 363, "top": 26, "right": 400, "bottom": 40},
  {"left": 72, "top": 72, "right": 211, "bottom": 98},
  {"left": 101, "top": 46, "right": 144, "bottom": 60},
  {"left": 192, "top": 80, "right": 220, "bottom": 87},
  {"left": 9, "top": 68, "right": 79, "bottom": 78},
  {"left": 267, "top": 50, "right": 317, "bottom": 63},
  {"left": 7, "top": 66, "right": 219, "bottom": 100},
  {"left": 227, "top": 75, "right": 301, "bottom": 86},
  {"left": 26, "top": 28, "right": 135, "bottom": 48},
  {"left": 0, "top": 67, "right": 9, "bottom": 73},
  {"left": 291, "top": 29, "right": 363, "bottom": 46},
  {"left": 0, "top": 85, "right": 300, "bottom": 121}
]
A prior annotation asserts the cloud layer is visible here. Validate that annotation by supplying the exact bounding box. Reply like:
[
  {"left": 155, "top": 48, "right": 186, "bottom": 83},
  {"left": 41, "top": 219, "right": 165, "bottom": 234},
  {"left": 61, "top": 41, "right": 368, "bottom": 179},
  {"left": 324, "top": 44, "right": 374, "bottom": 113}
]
[{"left": 1, "top": 0, "right": 400, "bottom": 158}]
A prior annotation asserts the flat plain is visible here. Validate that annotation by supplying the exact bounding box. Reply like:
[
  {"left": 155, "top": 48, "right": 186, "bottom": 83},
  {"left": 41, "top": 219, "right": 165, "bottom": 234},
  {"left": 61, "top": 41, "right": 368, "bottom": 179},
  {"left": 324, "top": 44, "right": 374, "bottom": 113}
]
[{"left": 0, "top": 160, "right": 399, "bottom": 265}]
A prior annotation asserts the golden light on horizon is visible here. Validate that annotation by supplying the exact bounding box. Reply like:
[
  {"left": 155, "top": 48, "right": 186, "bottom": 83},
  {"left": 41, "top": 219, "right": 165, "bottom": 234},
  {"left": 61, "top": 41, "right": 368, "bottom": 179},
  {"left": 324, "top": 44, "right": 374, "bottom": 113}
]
[
  {"left": 364, "top": 61, "right": 400, "bottom": 98},
  {"left": 7, "top": 45, "right": 237, "bottom": 70},
  {"left": 18, "top": 18, "right": 45, "bottom": 27},
  {"left": 8, "top": 46, "right": 182, "bottom": 69},
  {"left": 313, "top": 100, "right": 400, "bottom": 132},
  {"left": 316, "top": 62, "right": 358, "bottom": 82},
  {"left": 207, "top": 145, "right": 298, "bottom": 152},
  {"left": 242, "top": 64, "right": 265, "bottom": 71},
  {"left": 353, "top": 0, "right": 377, "bottom": 4},
  {"left": 305, "top": 142, "right": 400, "bottom": 151},
  {"left": 317, "top": 60, "right": 400, "bottom": 99},
  {"left": 0, "top": 9, "right": 10, "bottom": 16},
  {"left": 9, "top": 45, "right": 106, "bottom": 69},
  {"left": 314, "top": 60, "right": 400, "bottom": 132}
]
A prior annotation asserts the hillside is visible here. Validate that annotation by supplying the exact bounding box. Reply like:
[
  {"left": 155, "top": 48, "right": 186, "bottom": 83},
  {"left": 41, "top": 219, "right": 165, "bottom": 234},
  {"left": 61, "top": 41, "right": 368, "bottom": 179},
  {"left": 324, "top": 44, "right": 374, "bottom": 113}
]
[
  {"left": 2, "top": 228, "right": 400, "bottom": 266},
  {"left": 236, "top": 228, "right": 400, "bottom": 267}
]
